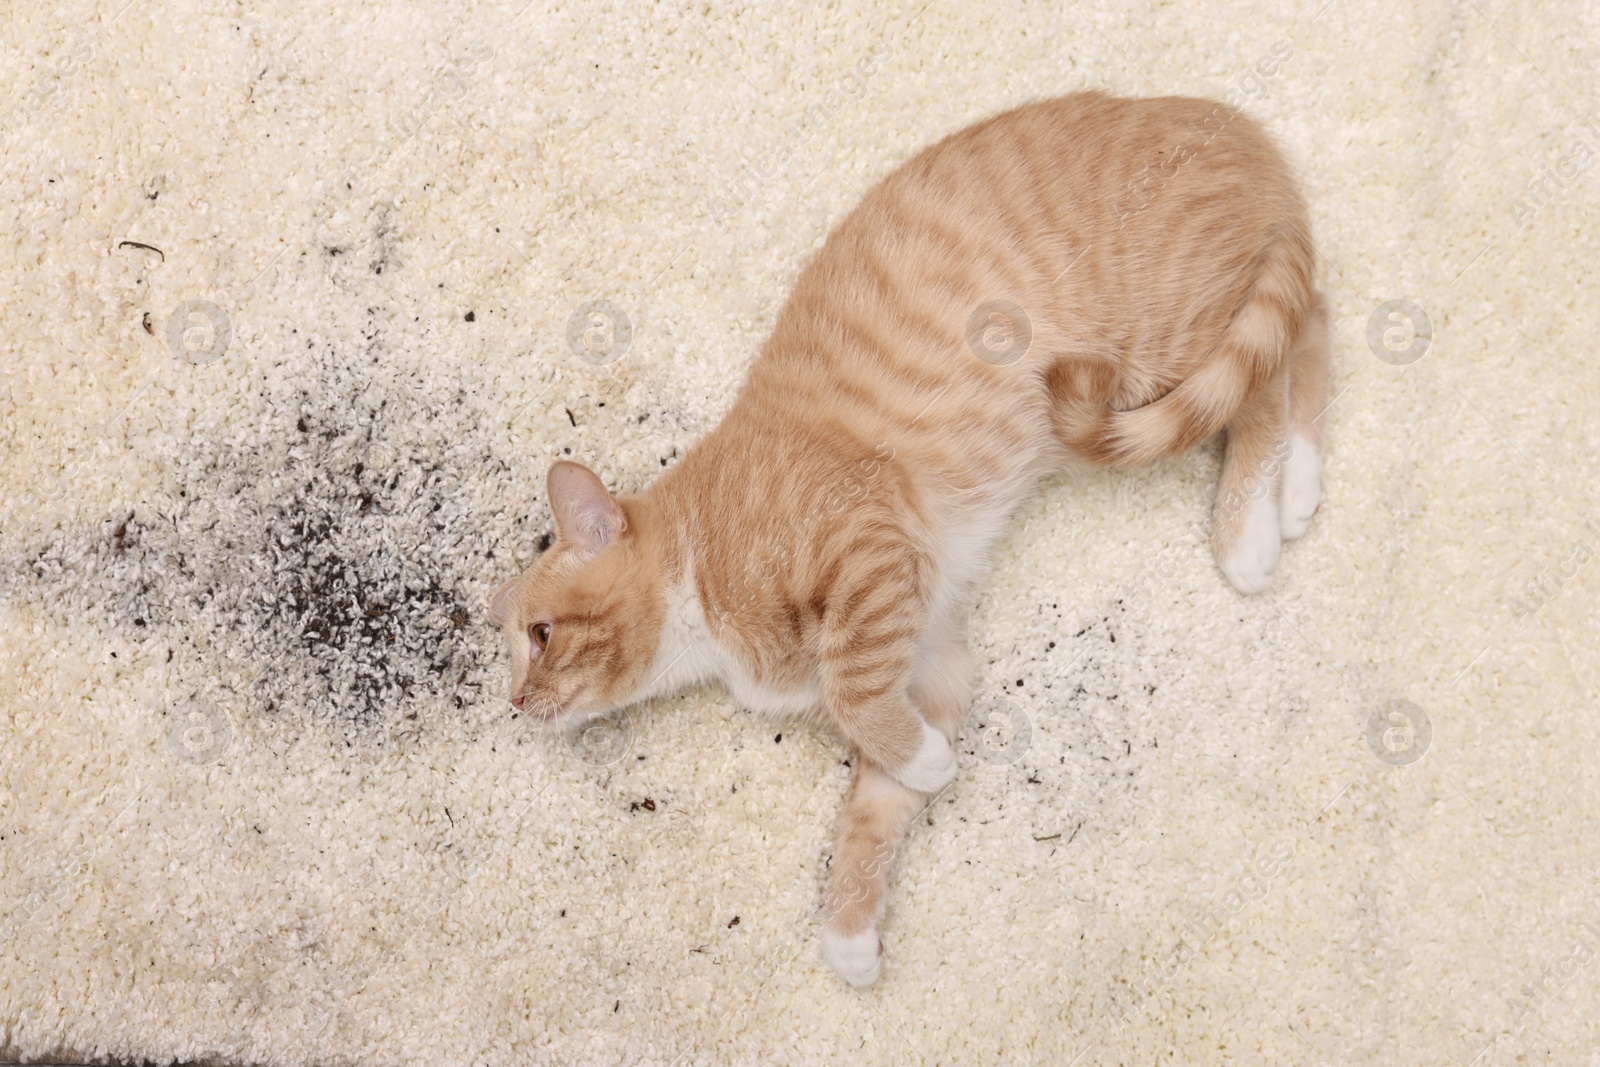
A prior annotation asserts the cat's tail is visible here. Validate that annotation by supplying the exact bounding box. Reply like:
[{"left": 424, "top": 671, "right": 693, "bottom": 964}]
[{"left": 1050, "top": 228, "right": 1315, "bottom": 467}]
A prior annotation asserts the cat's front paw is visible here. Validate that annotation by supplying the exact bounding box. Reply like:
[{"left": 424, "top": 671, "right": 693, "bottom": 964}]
[
  {"left": 1218, "top": 497, "right": 1282, "bottom": 594},
  {"left": 1279, "top": 433, "right": 1322, "bottom": 540},
  {"left": 890, "top": 720, "right": 958, "bottom": 793},
  {"left": 822, "top": 924, "right": 884, "bottom": 987}
]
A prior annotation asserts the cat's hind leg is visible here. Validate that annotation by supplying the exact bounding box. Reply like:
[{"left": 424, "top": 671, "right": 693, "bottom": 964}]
[
  {"left": 1212, "top": 356, "right": 1290, "bottom": 594},
  {"left": 1280, "top": 290, "right": 1331, "bottom": 540}
]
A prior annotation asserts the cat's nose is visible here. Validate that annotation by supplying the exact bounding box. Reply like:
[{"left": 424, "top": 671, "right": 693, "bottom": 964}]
[{"left": 510, "top": 691, "right": 526, "bottom": 710}]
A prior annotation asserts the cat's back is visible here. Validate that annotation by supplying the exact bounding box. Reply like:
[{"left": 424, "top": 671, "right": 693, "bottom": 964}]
[
  {"left": 885, "top": 91, "right": 1301, "bottom": 226},
  {"left": 734, "top": 94, "right": 1310, "bottom": 465},
  {"left": 754, "top": 91, "right": 1306, "bottom": 384}
]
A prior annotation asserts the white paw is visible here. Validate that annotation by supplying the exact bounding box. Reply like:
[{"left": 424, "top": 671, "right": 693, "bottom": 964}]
[
  {"left": 890, "top": 720, "right": 957, "bottom": 794},
  {"left": 1220, "top": 497, "right": 1282, "bottom": 594},
  {"left": 822, "top": 924, "right": 883, "bottom": 987},
  {"left": 1279, "top": 433, "right": 1321, "bottom": 540}
]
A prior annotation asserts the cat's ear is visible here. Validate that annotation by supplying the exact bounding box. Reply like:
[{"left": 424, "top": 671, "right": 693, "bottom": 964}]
[
  {"left": 488, "top": 577, "right": 520, "bottom": 627},
  {"left": 548, "top": 460, "right": 626, "bottom": 553}
]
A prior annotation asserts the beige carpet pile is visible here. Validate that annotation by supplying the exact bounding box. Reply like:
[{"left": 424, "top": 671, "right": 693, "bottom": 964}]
[{"left": 2, "top": 1, "right": 1597, "bottom": 1063}]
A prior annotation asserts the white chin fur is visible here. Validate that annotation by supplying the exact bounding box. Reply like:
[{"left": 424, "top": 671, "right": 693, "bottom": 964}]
[
  {"left": 1280, "top": 432, "right": 1322, "bottom": 540},
  {"left": 822, "top": 925, "right": 883, "bottom": 987},
  {"left": 1220, "top": 497, "right": 1282, "bottom": 594}
]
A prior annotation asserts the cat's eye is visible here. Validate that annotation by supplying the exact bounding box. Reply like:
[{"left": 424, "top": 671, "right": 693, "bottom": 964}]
[{"left": 529, "top": 622, "right": 551, "bottom": 650}]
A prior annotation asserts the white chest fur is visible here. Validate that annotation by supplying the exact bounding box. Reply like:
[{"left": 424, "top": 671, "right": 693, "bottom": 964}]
[{"left": 632, "top": 570, "right": 824, "bottom": 718}]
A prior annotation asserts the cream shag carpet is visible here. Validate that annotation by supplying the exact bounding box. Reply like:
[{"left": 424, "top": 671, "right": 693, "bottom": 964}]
[{"left": 3, "top": 1, "right": 1598, "bottom": 1064}]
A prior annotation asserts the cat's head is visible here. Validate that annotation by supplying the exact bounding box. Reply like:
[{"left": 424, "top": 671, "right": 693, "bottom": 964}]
[{"left": 488, "top": 461, "right": 667, "bottom": 724}]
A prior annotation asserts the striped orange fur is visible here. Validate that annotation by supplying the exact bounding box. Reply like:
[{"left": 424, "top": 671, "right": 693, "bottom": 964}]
[{"left": 491, "top": 92, "right": 1330, "bottom": 986}]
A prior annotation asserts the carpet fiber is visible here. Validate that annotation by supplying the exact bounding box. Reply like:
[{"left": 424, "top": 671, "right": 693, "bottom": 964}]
[{"left": 3, "top": 1, "right": 1598, "bottom": 1064}]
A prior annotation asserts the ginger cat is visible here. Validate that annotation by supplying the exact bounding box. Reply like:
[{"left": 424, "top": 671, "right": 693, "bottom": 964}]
[{"left": 491, "top": 92, "right": 1330, "bottom": 986}]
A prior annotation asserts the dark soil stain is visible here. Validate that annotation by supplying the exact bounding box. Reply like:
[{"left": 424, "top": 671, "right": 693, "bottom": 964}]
[{"left": 13, "top": 344, "right": 530, "bottom": 732}]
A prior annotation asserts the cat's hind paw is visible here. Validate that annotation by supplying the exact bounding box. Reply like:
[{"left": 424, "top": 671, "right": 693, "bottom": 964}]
[
  {"left": 1279, "top": 433, "right": 1322, "bottom": 540},
  {"left": 890, "top": 720, "right": 958, "bottom": 794},
  {"left": 822, "top": 924, "right": 884, "bottom": 987},
  {"left": 1218, "top": 497, "right": 1282, "bottom": 594}
]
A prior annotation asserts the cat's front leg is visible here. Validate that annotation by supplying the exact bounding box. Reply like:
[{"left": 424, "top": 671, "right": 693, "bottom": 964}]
[
  {"left": 817, "top": 550, "right": 959, "bottom": 794},
  {"left": 819, "top": 628, "right": 972, "bottom": 986},
  {"left": 820, "top": 761, "right": 925, "bottom": 986},
  {"left": 821, "top": 653, "right": 957, "bottom": 794}
]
